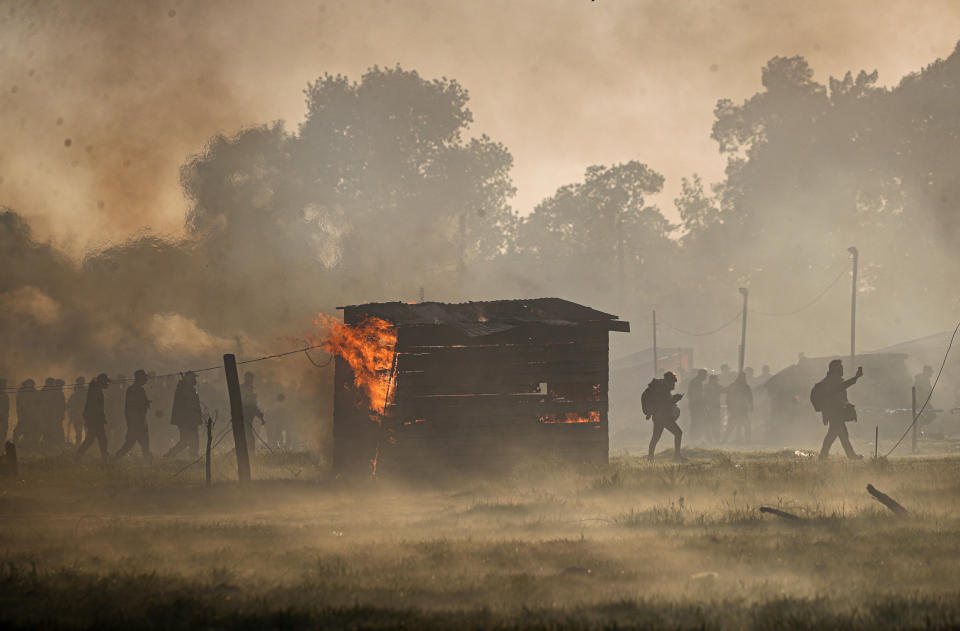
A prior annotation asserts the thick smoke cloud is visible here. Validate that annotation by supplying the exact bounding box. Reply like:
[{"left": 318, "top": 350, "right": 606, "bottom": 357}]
[{"left": 3, "top": 0, "right": 960, "bottom": 251}]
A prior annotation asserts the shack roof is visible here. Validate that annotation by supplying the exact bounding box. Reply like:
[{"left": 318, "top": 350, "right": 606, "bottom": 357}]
[{"left": 338, "top": 298, "right": 630, "bottom": 336}]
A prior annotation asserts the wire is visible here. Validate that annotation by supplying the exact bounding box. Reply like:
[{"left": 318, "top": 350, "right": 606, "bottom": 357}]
[
  {"left": 752, "top": 268, "right": 847, "bottom": 317},
  {"left": 1, "top": 344, "right": 330, "bottom": 393},
  {"left": 251, "top": 424, "right": 303, "bottom": 477},
  {"left": 884, "top": 318, "right": 960, "bottom": 457},
  {"left": 171, "top": 422, "right": 233, "bottom": 477},
  {"left": 304, "top": 347, "right": 333, "bottom": 368},
  {"left": 659, "top": 310, "right": 743, "bottom": 337}
]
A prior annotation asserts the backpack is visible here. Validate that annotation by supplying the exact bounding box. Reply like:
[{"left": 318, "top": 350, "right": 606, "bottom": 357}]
[
  {"left": 641, "top": 380, "right": 660, "bottom": 419},
  {"left": 809, "top": 381, "right": 825, "bottom": 413}
]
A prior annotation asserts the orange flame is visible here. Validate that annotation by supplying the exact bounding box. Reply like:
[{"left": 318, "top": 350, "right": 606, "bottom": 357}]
[
  {"left": 314, "top": 314, "right": 398, "bottom": 414},
  {"left": 539, "top": 411, "right": 600, "bottom": 424}
]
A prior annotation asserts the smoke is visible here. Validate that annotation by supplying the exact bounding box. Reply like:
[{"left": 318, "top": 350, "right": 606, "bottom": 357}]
[{"left": 3, "top": 0, "right": 960, "bottom": 252}]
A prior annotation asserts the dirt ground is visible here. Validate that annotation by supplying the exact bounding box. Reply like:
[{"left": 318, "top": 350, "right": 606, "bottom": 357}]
[{"left": 1, "top": 445, "right": 960, "bottom": 629}]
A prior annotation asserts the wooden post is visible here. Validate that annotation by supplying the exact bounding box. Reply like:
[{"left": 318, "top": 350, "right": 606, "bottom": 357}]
[
  {"left": 652, "top": 310, "right": 658, "bottom": 378},
  {"left": 848, "top": 246, "right": 858, "bottom": 368},
  {"left": 738, "top": 288, "right": 749, "bottom": 375},
  {"left": 205, "top": 417, "right": 213, "bottom": 487},
  {"left": 759, "top": 506, "right": 801, "bottom": 521},
  {"left": 223, "top": 354, "right": 251, "bottom": 483},
  {"left": 4, "top": 441, "right": 17, "bottom": 477},
  {"left": 874, "top": 425, "right": 878, "bottom": 460},
  {"left": 866, "top": 483, "right": 908, "bottom": 516},
  {"left": 911, "top": 385, "right": 918, "bottom": 454}
]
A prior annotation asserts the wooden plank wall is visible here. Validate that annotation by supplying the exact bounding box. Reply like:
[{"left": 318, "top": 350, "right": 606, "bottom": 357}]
[{"left": 333, "top": 313, "right": 610, "bottom": 477}]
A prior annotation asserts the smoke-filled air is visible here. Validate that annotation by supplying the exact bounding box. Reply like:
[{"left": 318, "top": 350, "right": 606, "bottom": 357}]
[{"left": 3, "top": 1, "right": 960, "bottom": 629}]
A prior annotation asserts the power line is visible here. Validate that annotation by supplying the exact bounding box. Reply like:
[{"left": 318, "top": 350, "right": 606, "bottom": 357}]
[
  {"left": 884, "top": 318, "right": 960, "bottom": 457},
  {"left": 752, "top": 268, "right": 847, "bottom": 317},
  {"left": 658, "top": 310, "right": 743, "bottom": 337}
]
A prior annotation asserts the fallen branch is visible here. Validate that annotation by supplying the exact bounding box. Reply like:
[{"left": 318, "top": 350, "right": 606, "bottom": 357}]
[
  {"left": 759, "top": 506, "right": 801, "bottom": 520},
  {"left": 866, "top": 483, "right": 909, "bottom": 516}
]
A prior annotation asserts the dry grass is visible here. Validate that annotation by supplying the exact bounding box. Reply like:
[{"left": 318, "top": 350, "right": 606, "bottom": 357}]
[{"left": 1, "top": 446, "right": 960, "bottom": 629}]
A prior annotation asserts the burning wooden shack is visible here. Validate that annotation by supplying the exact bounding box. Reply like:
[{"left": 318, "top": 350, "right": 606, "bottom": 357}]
[{"left": 327, "top": 299, "right": 630, "bottom": 476}]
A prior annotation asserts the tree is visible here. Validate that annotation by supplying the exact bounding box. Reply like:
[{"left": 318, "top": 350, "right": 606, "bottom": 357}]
[
  {"left": 518, "top": 161, "right": 675, "bottom": 312},
  {"left": 178, "top": 66, "right": 519, "bottom": 325}
]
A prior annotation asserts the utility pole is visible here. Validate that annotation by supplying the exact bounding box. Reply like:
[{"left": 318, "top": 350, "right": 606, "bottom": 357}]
[
  {"left": 738, "top": 288, "right": 749, "bottom": 375},
  {"left": 848, "top": 246, "right": 858, "bottom": 369},
  {"left": 652, "top": 310, "right": 658, "bottom": 378},
  {"left": 223, "top": 354, "right": 251, "bottom": 483},
  {"left": 457, "top": 214, "right": 466, "bottom": 286},
  {"left": 617, "top": 215, "right": 624, "bottom": 313}
]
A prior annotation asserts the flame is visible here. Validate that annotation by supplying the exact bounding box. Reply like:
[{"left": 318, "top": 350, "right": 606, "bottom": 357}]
[
  {"left": 539, "top": 411, "right": 601, "bottom": 424},
  {"left": 314, "top": 314, "right": 398, "bottom": 414}
]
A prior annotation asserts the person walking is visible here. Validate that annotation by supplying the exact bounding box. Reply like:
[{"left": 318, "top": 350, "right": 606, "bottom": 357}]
[
  {"left": 77, "top": 374, "right": 111, "bottom": 461},
  {"left": 115, "top": 370, "right": 152, "bottom": 459},
  {"left": 642, "top": 371, "right": 685, "bottom": 461},
  {"left": 165, "top": 372, "right": 202, "bottom": 459},
  {"left": 723, "top": 372, "right": 754, "bottom": 444},
  {"left": 67, "top": 377, "right": 86, "bottom": 444},
  {"left": 812, "top": 359, "right": 864, "bottom": 460},
  {"left": 13, "top": 379, "right": 40, "bottom": 449}
]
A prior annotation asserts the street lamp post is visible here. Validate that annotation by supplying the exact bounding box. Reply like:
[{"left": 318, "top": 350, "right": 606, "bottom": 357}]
[
  {"left": 738, "top": 287, "right": 749, "bottom": 375},
  {"left": 848, "top": 246, "right": 858, "bottom": 369}
]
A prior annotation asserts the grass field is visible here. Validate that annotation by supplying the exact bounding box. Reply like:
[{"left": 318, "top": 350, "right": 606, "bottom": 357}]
[{"left": 1, "top": 445, "right": 960, "bottom": 629}]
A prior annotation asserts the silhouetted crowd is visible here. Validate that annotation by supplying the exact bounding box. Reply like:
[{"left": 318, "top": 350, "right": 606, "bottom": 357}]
[{"left": 0, "top": 370, "right": 287, "bottom": 463}]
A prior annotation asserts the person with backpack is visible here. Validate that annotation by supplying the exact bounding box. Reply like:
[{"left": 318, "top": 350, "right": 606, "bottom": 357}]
[
  {"left": 811, "top": 359, "right": 864, "bottom": 460},
  {"left": 642, "top": 371, "right": 685, "bottom": 461}
]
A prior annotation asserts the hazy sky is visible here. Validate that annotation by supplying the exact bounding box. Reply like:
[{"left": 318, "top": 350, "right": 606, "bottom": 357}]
[{"left": 2, "top": 0, "right": 960, "bottom": 253}]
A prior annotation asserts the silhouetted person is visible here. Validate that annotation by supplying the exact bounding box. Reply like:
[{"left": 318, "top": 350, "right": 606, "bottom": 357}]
[
  {"left": 686, "top": 369, "right": 707, "bottom": 444},
  {"left": 813, "top": 359, "right": 864, "bottom": 460},
  {"left": 719, "top": 364, "right": 734, "bottom": 387},
  {"left": 105, "top": 374, "right": 126, "bottom": 449},
  {"left": 13, "top": 379, "right": 40, "bottom": 448},
  {"left": 644, "top": 371, "right": 684, "bottom": 461},
  {"left": 43, "top": 378, "right": 66, "bottom": 448},
  {"left": 0, "top": 379, "right": 8, "bottom": 444},
  {"left": 165, "top": 372, "right": 201, "bottom": 459},
  {"left": 241, "top": 371, "right": 264, "bottom": 456},
  {"left": 723, "top": 372, "right": 754, "bottom": 444},
  {"left": 116, "top": 370, "right": 152, "bottom": 459},
  {"left": 67, "top": 377, "right": 86, "bottom": 444},
  {"left": 913, "top": 365, "right": 937, "bottom": 427},
  {"left": 759, "top": 365, "right": 772, "bottom": 382},
  {"left": 755, "top": 364, "right": 773, "bottom": 429},
  {"left": 39, "top": 378, "right": 57, "bottom": 448},
  {"left": 702, "top": 374, "right": 726, "bottom": 443},
  {"left": 77, "top": 374, "right": 111, "bottom": 461}
]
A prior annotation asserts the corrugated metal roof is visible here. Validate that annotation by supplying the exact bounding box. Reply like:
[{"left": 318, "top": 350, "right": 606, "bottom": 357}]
[{"left": 338, "top": 298, "right": 627, "bottom": 336}]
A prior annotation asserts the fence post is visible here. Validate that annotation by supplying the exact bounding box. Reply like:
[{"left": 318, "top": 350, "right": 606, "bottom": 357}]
[{"left": 223, "top": 354, "right": 251, "bottom": 483}]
